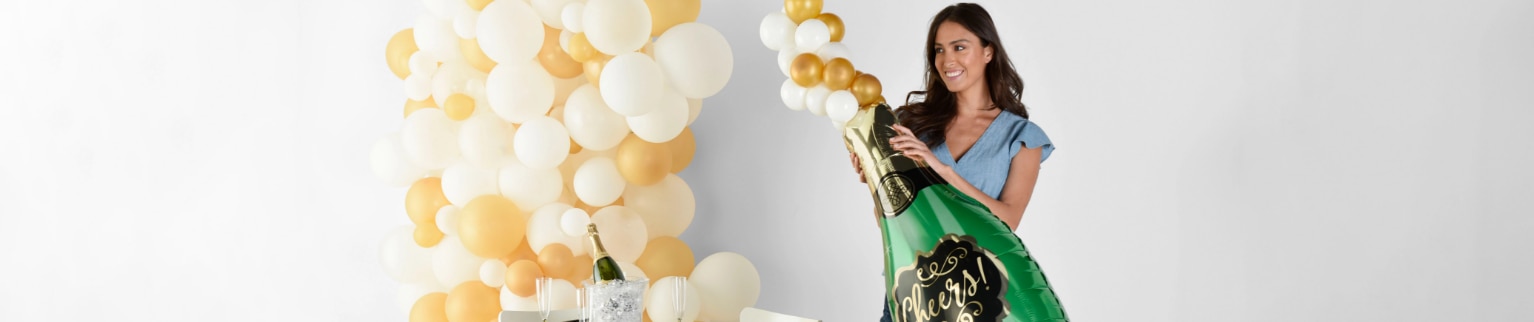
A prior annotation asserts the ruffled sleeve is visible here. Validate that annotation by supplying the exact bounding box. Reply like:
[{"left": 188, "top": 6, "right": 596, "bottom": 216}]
[{"left": 1005, "top": 116, "right": 1055, "bottom": 163}]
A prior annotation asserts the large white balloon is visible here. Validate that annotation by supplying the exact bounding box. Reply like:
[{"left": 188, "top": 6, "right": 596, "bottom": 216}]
[
  {"left": 590, "top": 206, "right": 648, "bottom": 263},
  {"left": 582, "top": 0, "right": 652, "bottom": 55},
  {"left": 432, "top": 237, "right": 485, "bottom": 287},
  {"left": 415, "top": 15, "right": 464, "bottom": 65},
  {"left": 561, "top": 2, "right": 586, "bottom": 33},
  {"left": 380, "top": 226, "right": 436, "bottom": 283},
  {"left": 440, "top": 161, "right": 500, "bottom": 206},
  {"left": 794, "top": 19, "right": 831, "bottom": 54},
  {"left": 824, "top": 90, "right": 859, "bottom": 123},
  {"left": 458, "top": 113, "right": 513, "bottom": 169},
  {"left": 758, "top": 12, "right": 797, "bottom": 52},
  {"left": 626, "top": 88, "right": 688, "bottom": 143},
  {"left": 804, "top": 85, "right": 831, "bottom": 116},
  {"left": 498, "top": 157, "right": 563, "bottom": 210},
  {"left": 526, "top": 203, "right": 586, "bottom": 256},
  {"left": 647, "top": 276, "right": 702, "bottom": 322},
  {"left": 690, "top": 252, "right": 761, "bottom": 321},
  {"left": 600, "top": 53, "right": 665, "bottom": 117},
  {"left": 512, "top": 116, "right": 570, "bottom": 169},
  {"left": 476, "top": 0, "right": 544, "bottom": 64},
  {"left": 653, "top": 23, "right": 734, "bottom": 99},
  {"left": 562, "top": 84, "right": 630, "bottom": 151},
  {"left": 778, "top": 79, "right": 807, "bottom": 111},
  {"left": 372, "top": 133, "right": 426, "bottom": 187},
  {"left": 529, "top": 0, "right": 575, "bottom": 29},
  {"left": 479, "top": 259, "right": 507, "bottom": 288},
  {"left": 621, "top": 174, "right": 695, "bottom": 238},
  {"left": 573, "top": 156, "right": 625, "bottom": 207},
  {"left": 400, "top": 109, "right": 460, "bottom": 170},
  {"left": 486, "top": 62, "right": 555, "bottom": 124}
]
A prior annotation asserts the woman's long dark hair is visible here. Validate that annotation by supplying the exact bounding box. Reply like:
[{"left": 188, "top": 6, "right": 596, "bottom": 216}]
[{"left": 898, "top": 3, "right": 1027, "bottom": 146}]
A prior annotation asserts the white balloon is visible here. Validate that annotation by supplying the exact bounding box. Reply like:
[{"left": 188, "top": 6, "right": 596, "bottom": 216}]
[
  {"left": 590, "top": 206, "right": 648, "bottom": 263},
  {"left": 432, "top": 237, "right": 485, "bottom": 287},
  {"left": 401, "top": 109, "right": 460, "bottom": 170},
  {"left": 408, "top": 51, "right": 440, "bottom": 77},
  {"left": 831, "top": 119, "right": 847, "bottom": 131},
  {"left": 647, "top": 276, "right": 702, "bottom": 322},
  {"left": 380, "top": 226, "right": 436, "bottom": 283},
  {"left": 441, "top": 161, "right": 500, "bottom": 207},
  {"left": 512, "top": 116, "right": 570, "bottom": 169},
  {"left": 690, "top": 252, "right": 761, "bottom": 321},
  {"left": 824, "top": 90, "right": 859, "bottom": 123},
  {"left": 561, "top": 3, "right": 586, "bottom": 33},
  {"left": 415, "top": 15, "right": 463, "bottom": 64},
  {"left": 453, "top": 10, "right": 478, "bottom": 39},
  {"left": 397, "top": 282, "right": 445, "bottom": 314},
  {"left": 626, "top": 88, "right": 688, "bottom": 143},
  {"left": 458, "top": 113, "right": 513, "bottom": 169},
  {"left": 559, "top": 208, "right": 591, "bottom": 238},
  {"left": 432, "top": 62, "right": 484, "bottom": 106},
  {"left": 816, "top": 42, "right": 851, "bottom": 62},
  {"left": 653, "top": 23, "right": 734, "bottom": 99},
  {"left": 372, "top": 133, "right": 427, "bottom": 187},
  {"left": 529, "top": 0, "right": 574, "bottom": 29},
  {"left": 559, "top": 29, "right": 574, "bottom": 53},
  {"left": 758, "top": 12, "right": 797, "bottom": 52},
  {"left": 582, "top": 0, "right": 651, "bottom": 55},
  {"left": 563, "top": 84, "right": 630, "bottom": 151},
  {"left": 501, "top": 287, "right": 539, "bottom": 311},
  {"left": 794, "top": 19, "right": 831, "bottom": 54},
  {"left": 687, "top": 98, "right": 702, "bottom": 125},
  {"left": 600, "top": 53, "right": 665, "bottom": 117},
  {"left": 404, "top": 72, "right": 434, "bottom": 101},
  {"left": 617, "top": 261, "right": 648, "bottom": 281},
  {"left": 804, "top": 85, "right": 831, "bottom": 116},
  {"left": 479, "top": 259, "right": 507, "bottom": 288},
  {"left": 476, "top": 0, "right": 544, "bottom": 64},
  {"left": 498, "top": 157, "right": 564, "bottom": 210},
  {"left": 776, "top": 49, "right": 796, "bottom": 78},
  {"left": 435, "top": 205, "right": 460, "bottom": 236},
  {"left": 573, "top": 156, "right": 625, "bottom": 206},
  {"left": 527, "top": 203, "right": 586, "bottom": 256},
  {"left": 779, "top": 79, "right": 807, "bottom": 111},
  {"left": 486, "top": 62, "right": 556, "bottom": 124},
  {"left": 622, "top": 174, "right": 695, "bottom": 238}
]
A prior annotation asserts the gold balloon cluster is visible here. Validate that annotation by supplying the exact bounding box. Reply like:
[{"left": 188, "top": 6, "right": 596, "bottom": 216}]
[{"left": 769, "top": 0, "right": 884, "bottom": 126}]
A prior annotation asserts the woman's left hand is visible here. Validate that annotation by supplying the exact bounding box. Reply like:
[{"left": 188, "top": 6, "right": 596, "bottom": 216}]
[{"left": 890, "top": 124, "right": 946, "bottom": 170}]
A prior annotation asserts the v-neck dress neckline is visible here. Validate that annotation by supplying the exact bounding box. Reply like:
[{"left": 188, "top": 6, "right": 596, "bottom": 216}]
[{"left": 936, "top": 111, "right": 1006, "bottom": 164}]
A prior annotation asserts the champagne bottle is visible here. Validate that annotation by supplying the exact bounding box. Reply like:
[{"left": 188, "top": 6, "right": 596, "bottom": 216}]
[
  {"left": 845, "top": 103, "right": 1068, "bottom": 322},
  {"left": 586, "top": 224, "right": 627, "bottom": 283}
]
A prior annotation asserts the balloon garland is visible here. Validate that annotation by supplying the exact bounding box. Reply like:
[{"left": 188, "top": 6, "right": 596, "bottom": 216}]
[
  {"left": 375, "top": 1, "right": 760, "bottom": 321},
  {"left": 761, "top": 0, "right": 883, "bottom": 129}
]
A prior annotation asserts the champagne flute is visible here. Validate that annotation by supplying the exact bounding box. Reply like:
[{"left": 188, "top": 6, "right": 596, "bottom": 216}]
[
  {"left": 575, "top": 285, "right": 588, "bottom": 322},
  {"left": 536, "top": 277, "right": 553, "bottom": 322},
  {"left": 671, "top": 277, "right": 688, "bottom": 322}
]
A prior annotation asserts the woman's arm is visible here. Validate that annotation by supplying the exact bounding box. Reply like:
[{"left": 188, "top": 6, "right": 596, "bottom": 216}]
[{"left": 888, "top": 124, "right": 1043, "bottom": 230}]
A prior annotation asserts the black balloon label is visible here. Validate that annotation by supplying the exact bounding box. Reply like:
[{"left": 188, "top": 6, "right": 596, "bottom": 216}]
[{"left": 892, "top": 234, "right": 1009, "bottom": 322}]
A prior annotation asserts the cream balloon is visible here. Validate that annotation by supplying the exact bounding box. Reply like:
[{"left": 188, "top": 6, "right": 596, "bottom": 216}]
[
  {"left": 529, "top": 0, "right": 575, "bottom": 29},
  {"left": 478, "top": 259, "right": 507, "bottom": 288},
  {"left": 500, "top": 287, "right": 538, "bottom": 311},
  {"left": 432, "top": 237, "right": 486, "bottom": 288},
  {"left": 616, "top": 261, "right": 648, "bottom": 282},
  {"left": 561, "top": 3, "right": 586, "bottom": 33},
  {"left": 381, "top": 226, "right": 436, "bottom": 283},
  {"left": 599, "top": 53, "right": 665, "bottom": 117},
  {"left": 435, "top": 206, "right": 460, "bottom": 236},
  {"left": 498, "top": 157, "right": 564, "bottom": 210},
  {"left": 653, "top": 22, "right": 733, "bottom": 99},
  {"left": 776, "top": 49, "right": 796, "bottom": 78},
  {"left": 803, "top": 85, "right": 830, "bottom": 116},
  {"left": 621, "top": 174, "right": 695, "bottom": 238},
  {"left": 582, "top": 0, "right": 652, "bottom": 55},
  {"left": 573, "top": 156, "right": 626, "bottom": 206},
  {"left": 512, "top": 116, "right": 570, "bottom": 170},
  {"left": 440, "top": 161, "right": 500, "bottom": 207},
  {"left": 824, "top": 90, "right": 859, "bottom": 123},
  {"left": 625, "top": 88, "right": 688, "bottom": 143},
  {"left": 452, "top": 10, "right": 477, "bottom": 39},
  {"left": 485, "top": 62, "right": 555, "bottom": 124},
  {"left": 457, "top": 113, "right": 512, "bottom": 169},
  {"left": 687, "top": 98, "right": 702, "bottom": 125},
  {"left": 589, "top": 206, "right": 648, "bottom": 263},
  {"left": 562, "top": 84, "right": 630, "bottom": 151},
  {"left": 372, "top": 133, "right": 427, "bottom": 187},
  {"left": 409, "top": 51, "right": 440, "bottom": 77},
  {"left": 476, "top": 0, "right": 544, "bottom": 64},
  {"left": 559, "top": 208, "right": 591, "bottom": 238},
  {"left": 690, "top": 252, "right": 761, "bottom": 321},
  {"left": 758, "top": 12, "right": 797, "bottom": 51},
  {"left": 431, "top": 62, "right": 483, "bottom": 107},
  {"left": 525, "top": 203, "right": 587, "bottom": 257},
  {"left": 401, "top": 109, "right": 460, "bottom": 170},
  {"left": 793, "top": 19, "right": 831, "bottom": 54},
  {"left": 404, "top": 72, "right": 434, "bottom": 101},
  {"left": 414, "top": 15, "right": 464, "bottom": 65},
  {"left": 778, "top": 79, "right": 807, "bottom": 111},
  {"left": 646, "top": 276, "right": 702, "bottom": 322}
]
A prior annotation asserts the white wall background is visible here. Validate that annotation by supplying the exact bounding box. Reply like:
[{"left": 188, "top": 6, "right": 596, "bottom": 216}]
[{"left": 0, "top": 0, "right": 1530, "bottom": 321}]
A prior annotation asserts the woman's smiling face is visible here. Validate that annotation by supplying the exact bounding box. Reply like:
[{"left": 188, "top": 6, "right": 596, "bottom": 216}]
[{"left": 932, "top": 21, "right": 993, "bottom": 94}]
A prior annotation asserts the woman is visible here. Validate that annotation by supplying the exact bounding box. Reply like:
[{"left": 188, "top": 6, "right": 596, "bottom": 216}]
[{"left": 851, "top": 3, "right": 1055, "bottom": 320}]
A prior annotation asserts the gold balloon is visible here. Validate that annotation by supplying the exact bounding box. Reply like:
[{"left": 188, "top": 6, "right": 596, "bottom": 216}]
[
  {"left": 784, "top": 0, "right": 823, "bottom": 23},
  {"left": 446, "top": 282, "right": 500, "bottom": 322},
  {"left": 636, "top": 236, "right": 696, "bottom": 279},
  {"left": 444, "top": 94, "right": 475, "bottom": 121},
  {"left": 566, "top": 254, "right": 593, "bottom": 285},
  {"left": 410, "top": 292, "right": 449, "bottom": 322},
  {"left": 567, "top": 33, "right": 599, "bottom": 63},
  {"left": 538, "top": 26, "right": 584, "bottom": 79},
  {"left": 505, "top": 260, "right": 544, "bottom": 297},
  {"left": 387, "top": 28, "right": 418, "bottom": 80},
  {"left": 405, "top": 97, "right": 439, "bottom": 118},
  {"left": 406, "top": 177, "right": 450, "bottom": 225},
  {"left": 616, "top": 135, "right": 673, "bottom": 186},
  {"left": 822, "top": 57, "right": 855, "bottom": 91},
  {"left": 466, "top": 0, "right": 493, "bottom": 11},
  {"left": 583, "top": 55, "right": 612, "bottom": 89},
  {"left": 668, "top": 127, "right": 695, "bottom": 173},
  {"left": 537, "top": 243, "right": 577, "bottom": 280},
  {"left": 457, "top": 195, "right": 527, "bottom": 259},
  {"left": 851, "top": 73, "right": 884, "bottom": 106},
  {"left": 413, "top": 222, "right": 445, "bottom": 247},
  {"left": 789, "top": 53, "right": 825, "bottom": 87},
  {"left": 459, "top": 38, "right": 497, "bottom": 73},
  {"left": 817, "top": 13, "right": 844, "bottom": 42},
  {"left": 645, "top": 0, "right": 701, "bottom": 37}
]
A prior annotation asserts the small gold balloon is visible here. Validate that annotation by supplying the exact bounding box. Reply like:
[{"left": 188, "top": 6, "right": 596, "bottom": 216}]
[
  {"left": 457, "top": 195, "right": 527, "bottom": 259},
  {"left": 446, "top": 282, "right": 500, "bottom": 322},
  {"left": 668, "top": 127, "right": 695, "bottom": 173},
  {"left": 616, "top": 135, "right": 673, "bottom": 186},
  {"left": 583, "top": 55, "right": 612, "bottom": 88},
  {"left": 406, "top": 177, "right": 450, "bottom": 225},
  {"left": 784, "top": 0, "right": 823, "bottom": 23},
  {"left": 413, "top": 222, "right": 445, "bottom": 247},
  {"left": 645, "top": 0, "right": 701, "bottom": 37},
  {"left": 466, "top": 0, "right": 494, "bottom": 11},
  {"left": 851, "top": 73, "right": 884, "bottom": 106},
  {"left": 817, "top": 13, "right": 844, "bottom": 42},
  {"left": 405, "top": 97, "right": 439, "bottom": 118},
  {"left": 567, "top": 33, "right": 598, "bottom": 63},
  {"left": 538, "top": 26, "right": 584, "bottom": 79},
  {"left": 444, "top": 94, "right": 475, "bottom": 121},
  {"left": 459, "top": 38, "right": 497, "bottom": 73},
  {"left": 409, "top": 292, "right": 449, "bottom": 322},
  {"left": 537, "top": 243, "right": 577, "bottom": 280},
  {"left": 789, "top": 53, "right": 825, "bottom": 87},
  {"left": 566, "top": 254, "right": 593, "bottom": 285},
  {"left": 635, "top": 236, "right": 696, "bottom": 279},
  {"left": 505, "top": 260, "right": 544, "bottom": 297},
  {"left": 822, "top": 57, "right": 855, "bottom": 91},
  {"left": 387, "top": 29, "right": 418, "bottom": 80}
]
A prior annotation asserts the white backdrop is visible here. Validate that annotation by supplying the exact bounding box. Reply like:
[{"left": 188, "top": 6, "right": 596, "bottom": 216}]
[{"left": 1, "top": 0, "right": 1531, "bottom": 321}]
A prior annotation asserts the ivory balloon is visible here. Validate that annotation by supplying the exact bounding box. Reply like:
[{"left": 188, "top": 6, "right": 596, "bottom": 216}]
[
  {"left": 816, "top": 42, "right": 851, "bottom": 63},
  {"left": 758, "top": 12, "right": 796, "bottom": 52},
  {"left": 776, "top": 48, "right": 796, "bottom": 78},
  {"left": 406, "top": 177, "right": 451, "bottom": 225},
  {"left": 504, "top": 260, "right": 544, "bottom": 297},
  {"left": 435, "top": 206, "right": 459, "bottom": 236},
  {"left": 636, "top": 236, "right": 695, "bottom": 279},
  {"left": 381, "top": 226, "right": 436, "bottom": 283},
  {"left": 537, "top": 243, "right": 577, "bottom": 280},
  {"left": 646, "top": 276, "right": 702, "bottom": 322},
  {"left": 824, "top": 90, "right": 859, "bottom": 123},
  {"left": 452, "top": 10, "right": 477, "bottom": 39},
  {"left": 431, "top": 62, "right": 483, "bottom": 107},
  {"left": 783, "top": 0, "right": 823, "bottom": 23},
  {"left": 690, "top": 252, "right": 761, "bottom": 321},
  {"left": 574, "top": 156, "right": 626, "bottom": 206},
  {"left": 525, "top": 203, "right": 584, "bottom": 257},
  {"left": 559, "top": 208, "right": 591, "bottom": 238},
  {"left": 485, "top": 62, "right": 555, "bottom": 124},
  {"left": 410, "top": 292, "right": 449, "bottom": 322},
  {"left": 538, "top": 25, "right": 583, "bottom": 79},
  {"left": 497, "top": 157, "right": 564, "bottom": 212},
  {"left": 562, "top": 3, "right": 586, "bottom": 33},
  {"left": 405, "top": 71, "right": 434, "bottom": 102},
  {"left": 622, "top": 174, "right": 695, "bottom": 238},
  {"left": 475, "top": 0, "right": 543, "bottom": 64},
  {"left": 668, "top": 127, "right": 695, "bottom": 173},
  {"left": 512, "top": 116, "right": 570, "bottom": 169},
  {"left": 686, "top": 98, "right": 702, "bottom": 125},
  {"left": 372, "top": 133, "right": 427, "bottom": 187},
  {"left": 530, "top": 0, "right": 575, "bottom": 29},
  {"left": 414, "top": 15, "right": 463, "bottom": 65},
  {"left": 779, "top": 79, "right": 807, "bottom": 111},
  {"left": 600, "top": 53, "right": 665, "bottom": 117},
  {"left": 432, "top": 236, "right": 484, "bottom": 287},
  {"left": 478, "top": 259, "right": 507, "bottom": 288},
  {"left": 590, "top": 206, "right": 648, "bottom": 262},
  {"left": 789, "top": 53, "right": 823, "bottom": 87},
  {"left": 583, "top": 0, "right": 652, "bottom": 55},
  {"left": 440, "top": 161, "right": 499, "bottom": 207},
  {"left": 457, "top": 195, "right": 527, "bottom": 259},
  {"left": 803, "top": 85, "right": 830, "bottom": 116},
  {"left": 457, "top": 113, "right": 512, "bottom": 169},
  {"left": 615, "top": 135, "right": 672, "bottom": 186},
  {"left": 626, "top": 88, "right": 688, "bottom": 143},
  {"left": 617, "top": 261, "right": 648, "bottom": 282},
  {"left": 822, "top": 57, "right": 855, "bottom": 91},
  {"left": 387, "top": 29, "right": 417, "bottom": 79},
  {"left": 653, "top": 23, "right": 733, "bottom": 99},
  {"left": 562, "top": 84, "right": 630, "bottom": 151},
  {"left": 793, "top": 19, "right": 830, "bottom": 54},
  {"left": 851, "top": 73, "right": 883, "bottom": 106},
  {"left": 817, "top": 13, "right": 844, "bottom": 42},
  {"left": 446, "top": 281, "right": 500, "bottom": 322}
]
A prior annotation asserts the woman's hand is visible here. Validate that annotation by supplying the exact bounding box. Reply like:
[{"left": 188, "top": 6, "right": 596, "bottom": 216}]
[
  {"left": 889, "top": 124, "right": 947, "bottom": 171},
  {"left": 849, "top": 152, "right": 867, "bottom": 183}
]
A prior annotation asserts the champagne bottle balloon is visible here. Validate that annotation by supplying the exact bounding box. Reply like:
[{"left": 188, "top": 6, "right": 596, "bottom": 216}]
[
  {"left": 845, "top": 103, "right": 1068, "bottom": 322},
  {"left": 587, "top": 224, "right": 627, "bottom": 283}
]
